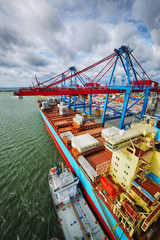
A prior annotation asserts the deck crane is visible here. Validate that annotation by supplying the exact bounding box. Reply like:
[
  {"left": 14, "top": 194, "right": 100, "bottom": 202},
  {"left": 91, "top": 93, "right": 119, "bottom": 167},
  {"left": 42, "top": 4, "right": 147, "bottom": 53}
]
[{"left": 14, "top": 46, "right": 160, "bottom": 129}]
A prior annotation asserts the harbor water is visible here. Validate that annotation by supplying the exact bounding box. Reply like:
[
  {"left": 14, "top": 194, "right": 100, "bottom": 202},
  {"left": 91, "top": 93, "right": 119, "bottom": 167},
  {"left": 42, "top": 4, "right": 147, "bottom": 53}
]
[{"left": 0, "top": 92, "right": 62, "bottom": 240}]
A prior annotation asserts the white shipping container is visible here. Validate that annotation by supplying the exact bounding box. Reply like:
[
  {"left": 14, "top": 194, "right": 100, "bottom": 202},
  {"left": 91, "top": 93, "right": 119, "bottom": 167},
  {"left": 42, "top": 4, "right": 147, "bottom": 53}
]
[
  {"left": 73, "top": 117, "right": 83, "bottom": 125},
  {"left": 76, "top": 114, "right": 85, "bottom": 122},
  {"left": 41, "top": 101, "right": 50, "bottom": 109},
  {"left": 60, "top": 131, "right": 74, "bottom": 140},
  {"left": 102, "top": 126, "right": 119, "bottom": 138},
  {"left": 71, "top": 136, "right": 85, "bottom": 152},
  {"left": 78, "top": 155, "right": 97, "bottom": 181},
  {"left": 59, "top": 106, "right": 68, "bottom": 115},
  {"left": 71, "top": 134, "right": 99, "bottom": 153}
]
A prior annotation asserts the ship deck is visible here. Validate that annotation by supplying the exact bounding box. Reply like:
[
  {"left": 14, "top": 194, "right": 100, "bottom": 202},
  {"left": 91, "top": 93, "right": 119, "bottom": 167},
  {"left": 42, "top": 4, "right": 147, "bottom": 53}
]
[{"left": 56, "top": 192, "right": 106, "bottom": 240}]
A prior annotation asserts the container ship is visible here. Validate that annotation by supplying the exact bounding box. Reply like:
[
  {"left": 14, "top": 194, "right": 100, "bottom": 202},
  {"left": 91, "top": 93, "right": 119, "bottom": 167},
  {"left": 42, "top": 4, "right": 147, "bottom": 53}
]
[
  {"left": 48, "top": 162, "right": 107, "bottom": 240},
  {"left": 39, "top": 99, "right": 160, "bottom": 240}
]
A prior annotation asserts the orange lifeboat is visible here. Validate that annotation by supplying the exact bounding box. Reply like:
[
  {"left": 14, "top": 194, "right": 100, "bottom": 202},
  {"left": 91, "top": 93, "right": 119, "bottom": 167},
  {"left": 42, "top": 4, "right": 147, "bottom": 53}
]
[{"left": 99, "top": 177, "right": 117, "bottom": 198}]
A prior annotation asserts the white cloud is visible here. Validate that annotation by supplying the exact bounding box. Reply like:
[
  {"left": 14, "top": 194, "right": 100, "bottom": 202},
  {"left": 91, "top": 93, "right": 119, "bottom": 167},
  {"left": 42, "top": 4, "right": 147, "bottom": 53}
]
[
  {"left": 72, "top": 20, "right": 110, "bottom": 53},
  {"left": 0, "top": 0, "right": 160, "bottom": 87},
  {"left": 132, "top": 0, "right": 160, "bottom": 46}
]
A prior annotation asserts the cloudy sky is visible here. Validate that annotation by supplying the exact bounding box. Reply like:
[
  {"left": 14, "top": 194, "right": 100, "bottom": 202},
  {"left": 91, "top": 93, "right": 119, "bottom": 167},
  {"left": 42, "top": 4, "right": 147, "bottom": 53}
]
[{"left": 0, "top": 0, "right": 160, "bottom": 87}]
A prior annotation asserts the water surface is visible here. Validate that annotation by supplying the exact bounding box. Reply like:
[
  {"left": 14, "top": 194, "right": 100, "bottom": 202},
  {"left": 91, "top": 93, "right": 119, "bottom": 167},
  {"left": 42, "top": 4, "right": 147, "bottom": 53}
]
[{"left": 0, "top": 93, "right": 62, "bottom": 240}]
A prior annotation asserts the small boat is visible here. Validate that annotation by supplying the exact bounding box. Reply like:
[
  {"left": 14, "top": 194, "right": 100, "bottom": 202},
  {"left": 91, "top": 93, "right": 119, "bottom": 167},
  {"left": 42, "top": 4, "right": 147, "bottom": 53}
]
[{"left": 48, "top": 162, "right": 107, "bottom": 240}]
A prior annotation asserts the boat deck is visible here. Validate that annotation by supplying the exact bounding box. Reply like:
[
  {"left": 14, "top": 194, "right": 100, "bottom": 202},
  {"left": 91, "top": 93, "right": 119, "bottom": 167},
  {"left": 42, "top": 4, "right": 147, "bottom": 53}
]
[
  {"left": 57, "top": 192, "right": 107, "bottom": 240},
  {"left": 48, "top": 163, "right": 107, "bottom": 240}
]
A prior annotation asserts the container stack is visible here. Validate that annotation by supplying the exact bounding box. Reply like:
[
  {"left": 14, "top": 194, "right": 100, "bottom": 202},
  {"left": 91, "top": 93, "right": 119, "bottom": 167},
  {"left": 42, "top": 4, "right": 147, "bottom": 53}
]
[
  {"left": 48, "top": 98, "right": 55, "bottom": 106},
  {"left": 60, "top": 131, "right": 75, "bottom": 140},
  {"left": 60, "top": 131, "right": 75, "bottom": 148},
  {"left": 59, "top": 102, "right": 68, "bottom": 115},
  {"left": 86, "top": 151, "right": 112, "bottom": 175},
  {"left": 78, "top": 155, "right": 97, "bottom": 181},
  {"left": 73, "top": 114, "right": 85, "bottom": 128},
  {"left": 71, "top": 133, "right": 99, "bottom": 153},
  {"left": 41, "top": 101, "right": 50, "bottom": 110}
]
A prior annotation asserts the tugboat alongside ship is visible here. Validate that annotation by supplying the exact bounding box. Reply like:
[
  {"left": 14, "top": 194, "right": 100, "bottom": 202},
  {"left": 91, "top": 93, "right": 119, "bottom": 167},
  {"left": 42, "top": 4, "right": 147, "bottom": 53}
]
[{"left": 48, "top": 162, "right": 107, "bottom": 240}]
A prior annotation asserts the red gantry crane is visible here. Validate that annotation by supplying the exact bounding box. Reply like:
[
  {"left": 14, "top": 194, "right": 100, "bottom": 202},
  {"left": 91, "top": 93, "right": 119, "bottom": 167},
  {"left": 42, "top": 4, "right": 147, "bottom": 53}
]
[{"left": 14, "top": 46, "right": 160, "bottom": 129}]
